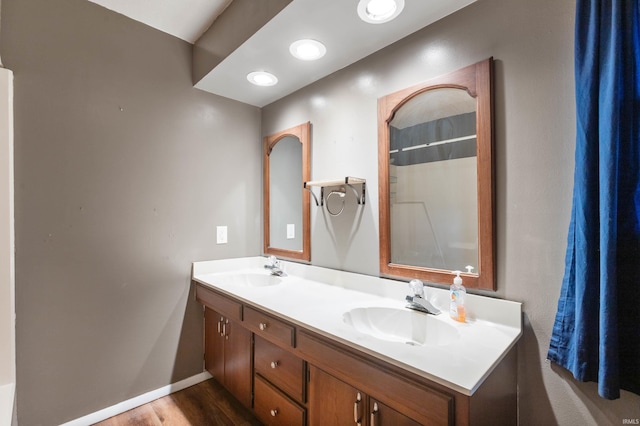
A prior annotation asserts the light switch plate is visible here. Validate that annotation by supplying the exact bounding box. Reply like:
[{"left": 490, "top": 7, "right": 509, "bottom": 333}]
[
  {"left": 286, "top": 224, "right": 295, "bottom": 239},
  {"left": 216, "top": 226, "right": 228, "bottom": 244}
]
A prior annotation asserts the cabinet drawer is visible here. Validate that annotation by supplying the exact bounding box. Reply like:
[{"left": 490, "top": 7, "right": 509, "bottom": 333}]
[
  {"left": 254, "top": 374, "right": 306, "bottom": 426},
  {"left": 255, "top": 335, "right": 305, "bottom": 402},
  {"left": 244, "top": 306, "right": 295, "bottom": 347},
  {"left": 195, "top": 283, "right": 242, "bottom": 322}
]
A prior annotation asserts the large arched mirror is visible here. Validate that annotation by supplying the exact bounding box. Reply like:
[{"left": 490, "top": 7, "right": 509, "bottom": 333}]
[
  {"left": 378, "top": 58, "right": 495, "bottom": 290},
  {"left": 264, "top": 122, "right": 311, "bottom": 261}
]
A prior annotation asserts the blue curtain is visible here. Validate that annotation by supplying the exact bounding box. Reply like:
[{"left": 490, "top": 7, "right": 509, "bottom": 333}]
[{"left": 548, "top": 0, "right": 640, "bottom": 400}]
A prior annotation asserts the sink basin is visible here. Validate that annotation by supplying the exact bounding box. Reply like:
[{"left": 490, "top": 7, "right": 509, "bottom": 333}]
[
  {"left": 343, "top": 307, "right": 460, "bottom": 346},
  {"left": 209, "top": 272, "right": 283, "bottom": 287}
]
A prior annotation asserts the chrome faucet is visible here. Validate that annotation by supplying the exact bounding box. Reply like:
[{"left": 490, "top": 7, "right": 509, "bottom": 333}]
[
  {"left": 264, "top": 255, "right": 284, "bottom": 276},
  {"left": 405, "top": 279, "right": 441, "bottom": 315}
]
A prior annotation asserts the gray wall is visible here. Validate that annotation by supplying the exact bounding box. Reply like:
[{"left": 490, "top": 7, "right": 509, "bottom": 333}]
[
  {"left": 262, "top": 0, "right": 640, "bottom": 424},
  {"left": 0, "top": 0, "right": 262, "bottom": 424}
]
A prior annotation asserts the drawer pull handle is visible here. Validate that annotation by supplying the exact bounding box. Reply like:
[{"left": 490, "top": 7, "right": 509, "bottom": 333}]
[
  {"left": 259, "top": 322, "right": 268, "bottom": 331},
  {"left": 270, "top": 361, "right": 279, "bottom": 369},
  {"left": 370, "top": 402, "right": 379, "bottom": 426},
  {"left": 270, "top": 409, "right": 278, "bottom": 417},
  {"left": 354, "top": 392, "right": 362, "bottom": 424}
]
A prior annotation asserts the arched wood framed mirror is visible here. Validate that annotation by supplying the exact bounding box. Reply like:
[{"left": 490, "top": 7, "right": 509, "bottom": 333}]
[
  {"left": 378, "top": 58, "right": 495, "bottom": 290},
  {"left": 263, "top": 122, "right": 311, "bottom": 261}
]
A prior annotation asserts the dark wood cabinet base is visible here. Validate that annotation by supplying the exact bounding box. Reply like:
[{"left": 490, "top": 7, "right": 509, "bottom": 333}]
[{"left": 196, "top": 282, "right": 517, "bottom": 426}]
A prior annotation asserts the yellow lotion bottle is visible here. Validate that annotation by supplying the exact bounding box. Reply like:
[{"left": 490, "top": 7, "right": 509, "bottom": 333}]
[{"left": 449, "top": 270, "right": 466, "bottom": 322}]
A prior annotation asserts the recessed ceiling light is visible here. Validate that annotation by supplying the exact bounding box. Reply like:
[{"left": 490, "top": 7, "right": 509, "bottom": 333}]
[
  {"left": 357, "top": 0, "right": 404, "bottom": 24},
  {"left": 247, "top": 71, "right": 278, "bottom": 86},
  {"left": 289, "top": 39, "right": 327, "bottom": 61}
]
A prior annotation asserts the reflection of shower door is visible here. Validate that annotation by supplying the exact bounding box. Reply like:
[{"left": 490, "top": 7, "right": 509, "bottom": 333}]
[
  {"left": 390, "top": 157, "right": 479, "bottom": 272},
  {"left": 391, "top": 200, "right": 446, "bottom": 269}
]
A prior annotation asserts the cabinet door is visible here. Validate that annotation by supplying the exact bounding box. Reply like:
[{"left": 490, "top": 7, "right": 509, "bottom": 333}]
[
  {"left": 204, "top": 308, "right": 225, "bottom": 381},
  {"left": 369, "top": 400, "right": 422, "bottom": 426},
  {"left": 308, "top": 365, "right": 365, "bottom": 426},
  {"left": 224, "top": 316, "right": 252, "bottom": 409},
  {"left": 204, "top": 307, "right": 252, "bottom": 409}
]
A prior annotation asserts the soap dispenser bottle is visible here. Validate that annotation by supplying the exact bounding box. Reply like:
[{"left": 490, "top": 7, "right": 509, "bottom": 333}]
[{"left": 450, "top": 271, "right": 466, "bottom": 322}]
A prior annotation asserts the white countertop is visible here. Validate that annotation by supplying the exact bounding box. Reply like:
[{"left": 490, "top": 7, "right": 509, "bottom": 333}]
[{"left": 192, "top": 257, "right": 522, "bottom": 396}]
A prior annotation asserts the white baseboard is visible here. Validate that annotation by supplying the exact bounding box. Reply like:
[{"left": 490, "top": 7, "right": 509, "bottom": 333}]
[{"left": 60, "top": 371, "right": 213, "bottom": 426}]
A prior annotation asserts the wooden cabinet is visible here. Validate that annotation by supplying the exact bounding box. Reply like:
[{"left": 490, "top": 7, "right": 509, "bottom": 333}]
[
  {"left": 197, "top": 285, "right": 251, "bottom": 408},
  {"left": 307, "top": 365, "right": 420, "bottom": 426},
  {"left": 194, "top": 281, "right": 517, "bottom": 426},
  {"left": 203, "top": 307, "right": 252, "bottom": 409}
]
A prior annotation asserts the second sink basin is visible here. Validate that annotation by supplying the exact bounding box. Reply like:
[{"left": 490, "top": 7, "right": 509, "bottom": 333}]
[{"left": 343, "top": 307, "right": 460, "bottom": 346}]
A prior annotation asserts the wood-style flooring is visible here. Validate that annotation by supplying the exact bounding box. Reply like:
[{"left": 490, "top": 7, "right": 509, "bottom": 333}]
[{"left": 93, "top": 379, "right": 262, "bottom": 426}]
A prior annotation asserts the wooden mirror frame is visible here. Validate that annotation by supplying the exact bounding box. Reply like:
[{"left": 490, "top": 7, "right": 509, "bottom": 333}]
[
  {"left": 378, "top": 58, "right": 495, "bottom": 290},
  {"left": 263, "top": 122, "right": 311, "bottom": 261}
]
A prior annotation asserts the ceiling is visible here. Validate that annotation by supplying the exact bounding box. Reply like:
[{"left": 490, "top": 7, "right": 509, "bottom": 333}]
[
  {"left": 87, "top": 0, "right": 477, "bottom": 107},
  {"left": 86, "top": 0, "right": 232, "bottom": 43}
]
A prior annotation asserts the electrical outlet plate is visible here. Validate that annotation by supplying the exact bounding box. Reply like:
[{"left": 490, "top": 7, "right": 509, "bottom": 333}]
[
  {"left": 216, "top": 226, "right": 228, "bottom": 244},
  {"left": 286, "top": 224, "right": 295, "bottom": 239}
]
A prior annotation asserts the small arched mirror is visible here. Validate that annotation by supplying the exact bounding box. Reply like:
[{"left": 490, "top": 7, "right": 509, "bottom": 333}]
[
  {"left": 263, "top": 122, "right": 311, "bottom": 261},
  {"left": 378, "top": 58, "right": 495, "bottom": 290}
]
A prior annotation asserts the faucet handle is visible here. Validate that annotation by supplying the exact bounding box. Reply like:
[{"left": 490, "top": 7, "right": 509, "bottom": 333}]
[{"left": 409, "top": 279, "right": 425, "bottom": 299}]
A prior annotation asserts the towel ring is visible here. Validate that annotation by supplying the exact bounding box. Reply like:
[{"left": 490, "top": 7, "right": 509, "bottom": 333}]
[{"left": 326, "top": 189, "right": 346, "bottom": 216}]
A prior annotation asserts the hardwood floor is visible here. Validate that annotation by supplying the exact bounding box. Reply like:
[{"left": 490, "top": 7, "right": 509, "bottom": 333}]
[{"left": 93, "top": 379, "right": 262, "bottom": 426}]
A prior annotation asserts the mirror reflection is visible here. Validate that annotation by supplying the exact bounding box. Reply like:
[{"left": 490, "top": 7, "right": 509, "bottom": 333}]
[
  {"left": 263, "top": 122, "right": 311, "bottom": 261},
  {"left": 378, "top": 58, "right": 495, "bottom": 290},
  {"left": 269, "top": 136, "right": 303, "bottom": 251},
  {"left": 389, "top": 88, "right": 478, "bottom": 271}
]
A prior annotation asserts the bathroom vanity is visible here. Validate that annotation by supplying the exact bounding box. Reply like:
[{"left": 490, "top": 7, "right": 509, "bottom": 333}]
[{"left": 192, "top": 257, "right": 521, "bottom": 426}]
